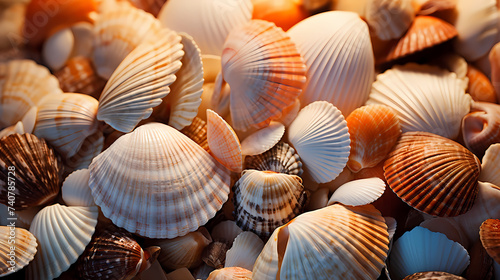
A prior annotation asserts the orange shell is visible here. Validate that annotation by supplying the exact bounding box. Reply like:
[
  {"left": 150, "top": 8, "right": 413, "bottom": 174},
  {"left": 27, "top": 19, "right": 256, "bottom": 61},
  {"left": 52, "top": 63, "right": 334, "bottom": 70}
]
[
  {"left": 466, "top": 65, "right": 497, "bottom": 103},
  {"left": 480, "top": 219, "right": 500, "bottom": 264},
  {"left": 54, "top": 56, "right": 106, "bottom": 100},
  {"left": 207, "top": 109, "right": 242, "bottom": 173},
  {"left": 251, "top": 0, "right": 309, "bottom": 31}
]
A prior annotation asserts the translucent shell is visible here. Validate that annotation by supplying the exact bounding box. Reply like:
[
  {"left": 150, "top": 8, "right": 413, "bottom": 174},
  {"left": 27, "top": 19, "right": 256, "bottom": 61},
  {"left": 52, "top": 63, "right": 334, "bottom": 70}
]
[
  {"left": 89, "top": 123, "right": 231, "bottom": 238},
  {"left": 0, "top": 133, "right": 62, "bottom": 210},
  {"left": 225, "top": 232, "right": 264, "bottom": 270},
  {"left": 244, "top": 142, "right": 303, "bottom": 176},
  {"left": 479, "top": 143, "right": 500, "bottom": 187},
  {"left": 0, "top": 226, "right": 37, "bottom": 276},
  {"left": 480, "top": 219, "right": 500, "bottom": 264},
  {"left": 54, "top": 56, "right": 107, "bottom": 99},
  {"left": 240, "top": 122, "right": 285, "bottom": 156},
  {"left": 287, "top": 11, "right": 374, "bottom": 116},
  {"left": 346, "top": 104, "right": 401, "bottom": 173},
  {"left": 384, "top": 132, "right": 481, "bottom": 217},
  {"left": 461, "top": 101, "right": 500, "bottom": 158},
  {"left": 62, "top": 168, "right": 95, "bottom": 207},
  {"left": 466, "top": 65, "right": 497, "bottom": 103},
  {"left": 222, "top": 19, "right": 306, "bottom": 131},
  {"left": 207, "top": 109, "right": 242, "bottom": 173},
  {"left": 287, "top": 101, "right": 351, "bottom": 183},
  {"left": 97, "top": 29, "right": 184, "bottom": 133},
  {"left": 180, "top": 116, "right": 209, "bottom": 151},
  {"left": 365, "top": 0, "right": 414, "bottom": 41},
  {"left": 367, "top": 63, "right": 472, "bottom": 140},
  {"left": 207, "top": 267, "right": 253, "bottom": 280}
]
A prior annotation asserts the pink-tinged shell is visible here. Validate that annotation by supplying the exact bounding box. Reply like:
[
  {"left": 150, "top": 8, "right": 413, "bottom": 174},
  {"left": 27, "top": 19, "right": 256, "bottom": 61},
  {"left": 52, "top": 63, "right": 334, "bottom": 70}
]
[
  {"left": 244, "top": 142, "right": 303, "bottom": 176},
  {"left": 207, "top": 109, "right": 242, "bottom": 173},
  {"left": 181, "top": 116, "right": 209, "bottom": 152},
  {"left": 222, "top": 19, "right": 306, "bottom": 131},
  {"left": 489, "top": 42, "right": 500, "bottom": 103},
  {"left": 54, "top": 56, "right": 106, "bottom": 100},
  {"left": 207, "top": 267, "right": 252, "bottom": 280},
  {"left": 384, "top": 131, "right": 481, "bottom": 217},
  {"left": 479, "top": 143, "right": 500, "bottom": 187},
  {"left": 462, "top": 101, "right": 500, "bottom": 158},
  {"left": 346, "top": 104, "right": 401, "bottom": 173},
  {"left": 480, "top": 219, "right": 500, "bottom": 264},
  {"left": 466, "top": 65, "right": 497, "bottom": 103}
]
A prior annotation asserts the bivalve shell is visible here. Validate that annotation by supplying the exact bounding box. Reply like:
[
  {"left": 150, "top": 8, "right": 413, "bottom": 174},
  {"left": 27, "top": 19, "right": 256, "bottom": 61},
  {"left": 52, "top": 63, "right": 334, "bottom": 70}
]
[
  {"left": 365, "top": 0, "right": 414, "bottom": 41},
  {"left": 244, "top": 142, "right": 303, "bottom": 176},
  {"left": 327, "top": 177, "right": 386, "bottom": 207},
  {"left": 480, "top": 219, "right": 500, "bottom": 264},
  {"left": 466, "top": 65, "right": 497, "bottom": 103},
  {"left": 207, "top": 109, "right": 242, "bottom": 173},
  {"left": 403, "top": 271, "right": 466, "bottom": 280},
  {"left": 54, "top": 56, "right": 106, "bottom": 100},
  {"left": 0, "top": 226, "right": 37, "bottom": 276},
  {"left": 62, "top": 169, "right": 95, "bottom": 207},
  {"left": 180, "top": 116, "right": 209, "bottom": 151},
  {"left": 207, "top": 267, "right": 252, "bottom": 280},
  {"left": 224, "top": 231, "right": 264, "bottom": 271},
  {"left": 240, "top": 121, "right": 285, "bottom": 156},
  {"left": 479, "top": 143, "right": 500, "bottom": 187}
]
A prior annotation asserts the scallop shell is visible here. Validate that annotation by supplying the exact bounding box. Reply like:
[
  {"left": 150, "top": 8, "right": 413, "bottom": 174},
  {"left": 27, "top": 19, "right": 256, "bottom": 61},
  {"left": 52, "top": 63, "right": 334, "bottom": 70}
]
[
  {"left": 385, "top": 216, "right": 397, "bottom": 241},
  {"left": 346, "top": 104, "right": 401, "bottom": 173},
  {"left": 367, "top": 63, "right": 472, "bottom": 140},
  {"left": 64, "top": 130, "right": 104, "bottom": 171},
  {"left": 244, "top": 142, "right": 303, "bottom": 176},
  {"left": 403, "top": 271, "right": 466, "bottom": 280},
  {"left": 327, "top": 177, "right": 386, "bottom": 207},
  {"left": 365, "top": 0, "right": 415, "bottom": 41},
  {"left": 97, "top": 28, "right": 184, "bottom": 133},
  {"left": 467, "top": 65, "right": 497, "bottom": 103},
  {"left": 489, "top": 42, "right": 500, "bottom": 103},
  {"left": 384, "top": 131, "right": 481, "bottom": 217},
  {"left": 233, "top": 169, "right": 307, "bottom": 239},
  {"left": 480, "top": 219, "right": 500, "bottom": 263},
  {"left": 0, "top": 133, "right": 62, "bottom": 210},
  {"left": 180, "top": 116, "right": 209, "bottom": 151},
  {"left": 89, "top": 122, "right": 231, "bottom": 238},
  {"left": 462, "top": 101, "right": 500, "bottom": 158},
  {"left": 240, "top": 122, "right": 285, "bottom": 156},
  {"left": 27, "top": 204, "right": 98, "bottom": 280},
  {"left": 0, "top": 226, "right": 37, "bottom": 276},
  {"left": 62, "top": 169, "right": 95, "bottom": 207},
  {"left": 33, "top": 93, "right": 99, "bottom": 159},
  {"left": 479, "top": 143, "right": 500, "bottom": 187},
  {"left": 252, "top": 203, "right": 389, "bottom": 280},
  {"left": 222, "top": 19, "right": 306, "bottom": 131},
  {"left": 287, "top": 101, "right": 351, "bottom": 183},
  {"left": 388, "top": 226, "right": 470, "bottom": 280},
  {"left": 207, "top": 267, "right": 252, "bottom": 280},
  {"left": 157, "top": 0, "right": 253, "bottom": 56},
  {"left": 286, "top": 11, "right": 374, "bottom": 116},
  {"left": 207, "top": 109, "right": 242, "bottom": 173},
  {"left": 225, "top": 232, "right": 264, "bottom": 271},
  {"left": 0, "top": 59, "right": 62, "bottom": 128}
]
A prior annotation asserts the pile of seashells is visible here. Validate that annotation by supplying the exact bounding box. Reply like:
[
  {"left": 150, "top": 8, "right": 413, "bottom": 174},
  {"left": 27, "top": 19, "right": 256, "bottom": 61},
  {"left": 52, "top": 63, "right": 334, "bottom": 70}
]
[{"left": 1, "top": 0, "right": 500, "bottom": 279}]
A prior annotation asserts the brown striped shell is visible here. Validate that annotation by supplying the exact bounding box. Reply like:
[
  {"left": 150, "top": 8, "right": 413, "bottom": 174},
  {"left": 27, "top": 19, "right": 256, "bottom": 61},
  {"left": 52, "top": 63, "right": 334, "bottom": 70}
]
[
  {"left": 480, "top": 219, "right": 500, "bottom": 264},
  {"left": 403, "top": 271, "right": 466, "bottom": 279},
  {"left": 244, "top": 142, "right": 303, "bottom": 176},
  {"left": 180, "top": 116, "right": 209, "bottom": 151},
  {"left": 54, "top": 56, "right": 106, "bottom": 100},
  {"left": 0, "top": 226, "right": 37, "bottom": 276}
]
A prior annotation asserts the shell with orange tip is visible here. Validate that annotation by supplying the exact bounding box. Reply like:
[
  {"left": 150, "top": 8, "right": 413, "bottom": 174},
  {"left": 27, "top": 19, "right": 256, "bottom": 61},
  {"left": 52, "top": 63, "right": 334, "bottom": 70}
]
[
  {"left": 489, "top": 42, "right": 500, "bottom": 103},
  {"left": 251, "top": 0, "right": 309, "bottom": 31},
  {"left": 480, "top": 219, "right": 500, "bottom": 264},
  {"left": 54, "top": 56, "right": 106, "bottom": 100},
  {"left": 0, "top": 226, "right": 37, "bottom": 276},
  {"left": 207, "top": 267, "right": 252, "bottom": 280},
  {"left": 365, "top": 0, "right": 415, "bottom": 41},
  {"left": 479, "top": 143, "right": 500, "bottom": 187},
  {"left": 462, "top": 102, "right": 500, "bottom": 158},
  {"left": 207, "top": 109, "right": 242, "bottom": 173},
  {"left": 346, "top": 104, "right": 401, "bottom": 173},
  {"left": 467, "top": 65, "right": 497, "bottom": 103}
]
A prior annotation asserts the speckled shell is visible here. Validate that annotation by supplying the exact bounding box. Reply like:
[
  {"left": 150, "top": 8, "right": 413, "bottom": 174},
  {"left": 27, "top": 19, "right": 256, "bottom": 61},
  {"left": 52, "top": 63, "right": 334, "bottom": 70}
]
[
  {"left": 462, "top": 101, "right": 500, "bottom": 158},
  {"left": 384, "top": 132, "right": 481, "bottom": 217},
  {"left": 225, "top": 231, "right": 264, "bottom": 270},
  {"left": 54, "top": 56, "right": 106, "bottom": 100},
  {"left": 365, "top": 0, "right": 414, "bottom": 41},
  {"left": 479, "top": 143, "right": 500, "bottom": 187},
  {"left": 207, "top": 267, "right": 252, "bottom": 280},
  {"left": 244, "top": 142, "right": 303, "bottom": 176},
  {"left": 480, "top": 219, "right": 500, "bottom": 264},
  {"left": 0, "top": 226, "right": 37, "bottom": 276},
  {"left": 207, "top": 109, "right": 242, "bottom": 173},
  {"left": 403, "top": 271, "right": 466, "bottom": 280},
  {"left": 62, "top": 169, "right": 95, "bottom": 207},
  {"left": 466, "top": 65, "right": 497, "bottom": 103},
  {"left": 0, "top": 133, "right": 62, "bottom": 210}
]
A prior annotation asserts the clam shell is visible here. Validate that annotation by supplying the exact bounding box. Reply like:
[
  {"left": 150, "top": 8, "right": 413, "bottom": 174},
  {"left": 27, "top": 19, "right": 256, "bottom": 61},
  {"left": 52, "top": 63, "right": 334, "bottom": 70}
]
[
  {"left": 403, "top": 271, "right": 466, "bottom": 280},
  {"left": 89, "top": 122, "right": 231, "bottom": 238},
  {"left": 222, "top": 19, "right": 306, "bottom": 131},
  {"left": 207, "top": 109, "right": 242, "bottom": 173},
  {"left": 480, "top": 219, "right": 500, "bottom": 264},
  {"left": 64, "top": 130, "right": 104, "bottom": 171},
  {"left": 180, "top": 116, "right": 209, "bottom": 151},
  {"left": 71, "top": 22, "right": 94, "bottom": 59},
  {"left": 0, "top": 133, "right": 62, "bottom": 210},
  {"left": 240, "top": 122, "right": 285, "bottom": 156},
  {"left": 166, "top": 267, "right": 196, "bottom": 280},
  {"left": 346, "top": 104, "right": 401, "bottom": 173},
  {"left": 365, "top": 0, "right": 415, "bottom": 41},
  {"left": 0, "top": 226, "right": 37, "bottom": 276},
  {"left": 384, "top": 132, "right": 481, "bottom": 217},
  {"left": 42, "top": 27, "right": 74, "bottom": 71},
  {"left": 467, "top": 65, "right": 497, "bottom": 103},
  {"left": 287, "top": 101, "right": 351, "bottom": 183},
  {"left": 462, "top": 101, "right": 500, "bottom": 158},
  {"left": 97, "top": 28, "right": 184, "bottom": 133},
  {"left": 367, "top": 63, "right": 472, "bottom": 139},
  {"left": 207, "top": 267, "right": 252, "bottom": 280},
  {"left": 287, "top": 11, "right": 374, "bottom": 116},
  {"left": 225, "top": 231, "right": 264, "bottom": 271},
  {"left": 27, "top": 204, "right": 98, "bottom": 280},
  {"left": 479, "top": 143, "right": 500, "bottom": 187},
  {"left": 244, "top": 142, "right": 303, "bottom": 176},
  {"left": 62, "top": 169, "right": 95, "bottom": 207},
  {"left": 327, "top": 177, "right": 386, "bottom": 207}
]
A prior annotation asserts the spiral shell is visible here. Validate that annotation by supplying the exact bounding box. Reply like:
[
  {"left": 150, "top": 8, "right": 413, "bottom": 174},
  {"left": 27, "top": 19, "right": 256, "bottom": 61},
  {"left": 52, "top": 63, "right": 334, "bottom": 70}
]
[{"left": 461, "top": 101, "right": 500, "bottom": 158}]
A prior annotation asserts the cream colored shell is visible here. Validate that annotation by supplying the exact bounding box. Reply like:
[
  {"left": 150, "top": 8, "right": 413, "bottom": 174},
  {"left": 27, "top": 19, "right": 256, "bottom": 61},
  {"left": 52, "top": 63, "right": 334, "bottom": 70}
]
[{"left": 0, "top": 226, "right": 37, "bottom": 276}]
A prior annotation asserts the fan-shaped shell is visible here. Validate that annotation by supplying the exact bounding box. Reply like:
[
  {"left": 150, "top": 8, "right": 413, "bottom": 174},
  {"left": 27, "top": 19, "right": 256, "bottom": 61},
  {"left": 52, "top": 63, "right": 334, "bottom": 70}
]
[
  {"left": 207, "top": 109, "right": 242, "bottom": 173},
  {"left": 384, "top": 132, "right": 481, "bottom": 217},
  {"left": 462, "top": 101, "right": 500, "bottom": 158},
  {"left": 287, "top": 11, "right": 374, "bottom": 116},
  {"left": 27, "top": 204, "right": 98, "bottom": 280},
  {"left": 89, "top": 122, "right": 231, "bottom": 238},
  {"left": 328, "top": 177, "right": 386, "bottom": 206},
  {"left": 287, "top": 101, "right": 351, "bottom": 183},
  {"left": 97, "top": 28, "right": 184, "bottom": 133},
  {"left": 367, "top": 63, "right": 472, "bottom": 139},
  {"left": 244, "top": 142, "right": 303, "bottom": 176},
  {"left": 479, "top": 143, "right": 500, "bottom": 187},
  {"left": 365, "top": 0, "right": 414, "bottom": 41},
  {"left": 207, "top": 267, "right": 252, "bottom": 280},
  {"left": 0, "top": 133, "right": 62, "bottom": 210},
  {"left": 0, "top": 226, "right": 37, "bottom": 276},
  {"left": 222, "top": 19, "right": 306, "bottom": 131},
  {"left": 180, "top": 116, "right": 209, "bottom": 151},
  {"left": 480, "top": 219, "right": 500, "bottom": 264},
  {"left": 467, "top": 65, "right": 497, "bottom": 103},
  {"left": 403, "top": 271, "right": 466, "bottom": 280},
  {"left": 240, "top": 122, "right": 285, "bottom": 156},
  {"left": 225, "top": 231, "right": 264, "bottom": 270},
  {"left": 62, "top": 169, "right": 95, "bottom": 207}
]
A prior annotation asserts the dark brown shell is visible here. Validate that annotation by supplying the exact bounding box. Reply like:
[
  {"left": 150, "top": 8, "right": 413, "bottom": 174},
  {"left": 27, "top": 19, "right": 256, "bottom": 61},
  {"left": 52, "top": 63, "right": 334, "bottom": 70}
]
[
  {"left": 480, "top": 219, "right": 500, "bottom": 264},
  {"left": 244, "top": 142, "right": 302, "bottom": 176},
  {"left": 403, "top": 271, "right": 466, "bottom": 279},
  {"left": 180, "top": 116, "right": 209, "bottom": 151},
  {"left": 0, "top": 133, "right": 62, "bottom": 210}
]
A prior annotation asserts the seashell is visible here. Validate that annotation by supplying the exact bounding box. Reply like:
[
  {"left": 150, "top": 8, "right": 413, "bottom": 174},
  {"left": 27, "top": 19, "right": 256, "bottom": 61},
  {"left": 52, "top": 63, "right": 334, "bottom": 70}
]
[
  {"left": 207, "top": 267, "right": 252, "bottom": 280},
  {"left": 13, "top": 206, "right": 42, "bottom": 230},
  {"left": 0, "top": 121, "right": 24, "bottom": 139},
  {"left": 128, "top": 0, "right": 166, "bottom": 17},
  {"left": 300, "top": 0, "right": 331, "bottom": 11},
  {"left": 0, "top": 133, "right": 62, "bottom": 210},
  {"left": 208, "top": 73, "right": 232, "bottom": 122},
  {"left": 414, "top": 0, "right": 457, "bottom": 16},
  {"left": 403, "top": 271, "right": 466, "bottom": 280},
  {"left": 244, "top": 142, "right": 303, "bottom": 176},
  {"left": 430, "top": 54, "right": 469, "bottom": 91},
  {"left": 207, "top": 109, "right": 242, "bottom": 173},
  {"left": 180, "top": 116, "right": 209, "bottom": 151},
  {"left": 287, "top": 101, "right": 350, "bottom": 183},
  {"left": 479, "top": 143, "right": 500, "bottom": 187},
  {"left": 330, "top": 0, "right": 367, "bottom": 15},
  {"left": 193, "top": 263, "right": 216, "bottom": 280},
  {"left": 70, "top": 22, "right": 94, "bottom": 58},
  {"left": 202, "top": 241, "right": 230, "bottom": 269},
  {"left": 64, "top": 130, "right": 104, "bottom": 171},
  {"left": 27, "top": 204, "right": 98, "bottom": 280},
  {"left": 157, "top": 0, "right": 253, "bottom": 56},
  {"left": 420, "top": 218, "right": 470, "bottom": 249},
  {"left": 222, "top": 19, "right": 306, "bottom": 131},
  {"left": 379, "top": 16, "right": 457, "bottom": 63},
  {"left": 211, "top": 220, "right": 243, "bottom": 245},
  {"left": 384, "top": 131, "right": 481, "bottom": 217},
  {"left": 62, "top": 168, "right": 95, "bottom": 207},
  {"left": 89, "top": 122, "right": 231, "bottom": 238},
  {"left": 364, "top": 0, "right": 415, "bottom": 41},
  {"left": 367, "top": 63, "right": 472, "bottom": 140},
  {"left": 466, "top": 65, "right": 497, "bottom": 103},
  {"left": 33, "top": 93, "right": 99, "bottom": 159},
  {"left": 385, "top": 216, "right": 397, "bottom": 241},
  {"left": 480, "top": 219, "right": 500, "bottom": 264},
  {"left": 252, "top": 203, "right": 389, "bottom": 280},
  {"left": 346, "top": 104, "right": 401, "bottom": 173},
  {"left": 97, "top": 28, "right": 184, "bottom": 133},
  {"left": 225, "top": 231, "right": 264, "bottom": 271},
  {"left": 388, "top": 226, "right": 470, "bottom": 280},
  {"left": 287, "top": 11, "right": 374, "bottom": 116},
  {"left": 327, "top": 177, "right": 386, "bottom": 207},
  {"left": 42, "top": 27, "right": 74, "bottom": 71},
  {"left": 233, "top": 169, "right": 308, "bottom": 239},
  {"left": 278, "top": 98, "right": 301, "bottom": 126},
  {"left": 489, "top": 42, "right": 500, "bottom": 103},
  {"left": 0, "top": 59, "right": 62, "bottom": 128},
  {"left": 462, "top": 101, "right": 500, "bottom": 158},
  {"left": 305, "top": 187, "right": 329, "bottom": 211},
  {"left": 240, "top": 122, "right": 285, "bottom": 156},
  {"left": 0, "top": 226, "right": 37, "bottom": 276},
  {"left": 251, "top": 0, "right": 308, "bottom": 31}
]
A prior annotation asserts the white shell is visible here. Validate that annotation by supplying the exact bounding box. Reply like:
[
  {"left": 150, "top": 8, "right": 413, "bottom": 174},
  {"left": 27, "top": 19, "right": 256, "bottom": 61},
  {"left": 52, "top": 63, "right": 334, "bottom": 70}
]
[
  {"left": 71, "top": 22, "right": 94, "bottom": 58},
  {"left": 287, "top": 101, "right": 350, "bottom": 183},
  {"left": 241, "top": 122, "right": 285, "bottom": 156},
  {"left": 327, "top": 177, "right": 386, "bottom": 206},
  {"left": 0, "top": 226, "right": 37, "bottom": 276},
  {"left": 365, "top": 0, "right": 414, "bottom": 41},
  {"left": 225, "top": 232, "right": 264, "bottom": 271},
  {"left": 366, "top": 63, "right": 472, "bottom": 139},
  {"left": 42, "top": 27, "right": 74, "bottom": 71},
  {"left": 287, "top": 11, "right": 374, "bottom": 116},
  {"left": 0, "top": 121, "right": 24, "bottom": 139},
  {"left": 27, "top": 204, "right": 98, "bottom": 280},
  {"left": 479, "top": 143, "right": 500, "bottom": 187},
  {"left": 385, "top": 217, "right": 397, "bottom": 241},
  {"left": 62, "top": 169, "right": 95, "bottom": 207}
]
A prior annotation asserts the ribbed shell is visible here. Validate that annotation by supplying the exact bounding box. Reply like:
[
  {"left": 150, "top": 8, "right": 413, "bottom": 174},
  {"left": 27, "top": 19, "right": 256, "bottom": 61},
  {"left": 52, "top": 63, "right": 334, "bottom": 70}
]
[
  {"left": 479, "top": 143, "right": 500, "bottom": 187},
  {"left": 384, "top": 132, "right": 481, "bottom": 217},
  {"left": 365, "top": 0, "right": 414, "bottom": 40},
  {"left": 54, "top": 56, "right": 106, "bottom": 99},
  {"left": 232, "top": 170, "right": 308, "bottom": 239},
  {"left": 0, "top": 226, "right": 37, "bottom": 276},
  {"left": 403, "top": 271, "right": 466, "bottom": 280},
  {"left": 180, "top": 116, "right": 209, "bottom": 151},
  {"left": 367, "top": 63, "right": 472, "bottom": 140},
  {"left": 0, "top": 133, "right": 62, "bottom": 210},
  {"left": 222, "top": 19, "right": 306, "bottom": 131},
  {"left": 480, "top": 219, "right": 500, "bottom": 264},
  {"left": 328, "top": 177, "right": 386, "bottom": 207},
  {"left": 207, "top": 267, "right": 252, "bottom": 280},
  {"left": 225, "top": 232, "right": 264, "bottom": 270},
  {"left": 462, "top": 101, "right": 500, "bottom": 158},
  {"left": 207, "top": 109, "right": 242, "bottom": 173},
  {"left": 287, "top": 11, "right": 374, "bottom": 116},
  {"left": 89, "top": 122, "right": 231, "bottom": 238},
  {"left": 467, "top": 65, "right": 497, "bottom": 103},
  {"left": 244, "top": 142, "right": 303, "bottom": 176},
  {"left": 62, "top": 169, "right": 95, "bottom": 207},
  {"left": 240, "top": 122, "right": 285, "bottom": 156}
]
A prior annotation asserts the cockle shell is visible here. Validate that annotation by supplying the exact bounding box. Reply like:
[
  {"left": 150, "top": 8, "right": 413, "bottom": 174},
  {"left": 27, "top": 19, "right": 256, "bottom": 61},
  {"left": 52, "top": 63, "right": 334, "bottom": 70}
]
[
  {"left": 287, "top": 11, "right": 374, "bottom": 116},
  {"left": 384, "top": 132, "right": 481, "bottom": 217},
  {"left": 244, "top": 142, "right": 303, "bottom": 176},
  {"left": 207, "top": 267, "right": 252, "bottom": 280},
  {"left": 62, "top": 169, "right": 95, "bottom": 207},
  {"left": 89, "top": 122, "right": 231, "bottom": 238},
  {"left": 287, "top": 101, "right": 351, "bottom": 183},
  {"left": 180, "top": 116, "right": 209, "bottom": 151},
  {"left": 480, "top": 219, "right": 500, "bottom": 264},
  {"left": 346, "top": 104, "right": 401, "bottom": 173},
  {"left": 222, "top": 19, "right": 306, "bottom": 131},
  {"left": 0, "top": 121, "right": 24, "bottom": 139},
  {"left": 327, "top": 177, "right": 386, "bottom": 207},
  {"left": 207, "top": 109, "right": 242, "bottom": 173},
  {"left": 479, "top": 143, "right": 500, "bottom": 187},
  {"left": 27, "top": 204, "right": 98, "bottom": 280},
  {"left": 0, "top": 226, "right": 37, "bottom": 276},
  {"left": 462, "top": 101, "right": 500, "bottom": 158},
  {"left": 364, "top": 0, "right": 414, "bottom": 41},
  {"left": 225, "top": 231, "right": 264, "bottom": 270},
  {"left": 0, "top": 133, "right": 62, "bottom": 210},
  {"left": 403, "top": 271, "right": 466, "bottom": 280},
  {"left": 466, "top": 65, "right": 497, "bottom": 103},
  {"left": 252, "top": 203, "right": 389, "bottom": 280},
  {"left": 367, "top": 63, "right": 472, "bottom": 140},
  {"left": 0, "top": 105, "right": 36, "bottom": 139},
  {"left": 97, "top": 28, "right": 184, "bottom": 133},
  {"left": 240, "top": 121, "right": 285, "bottom": 156}
]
